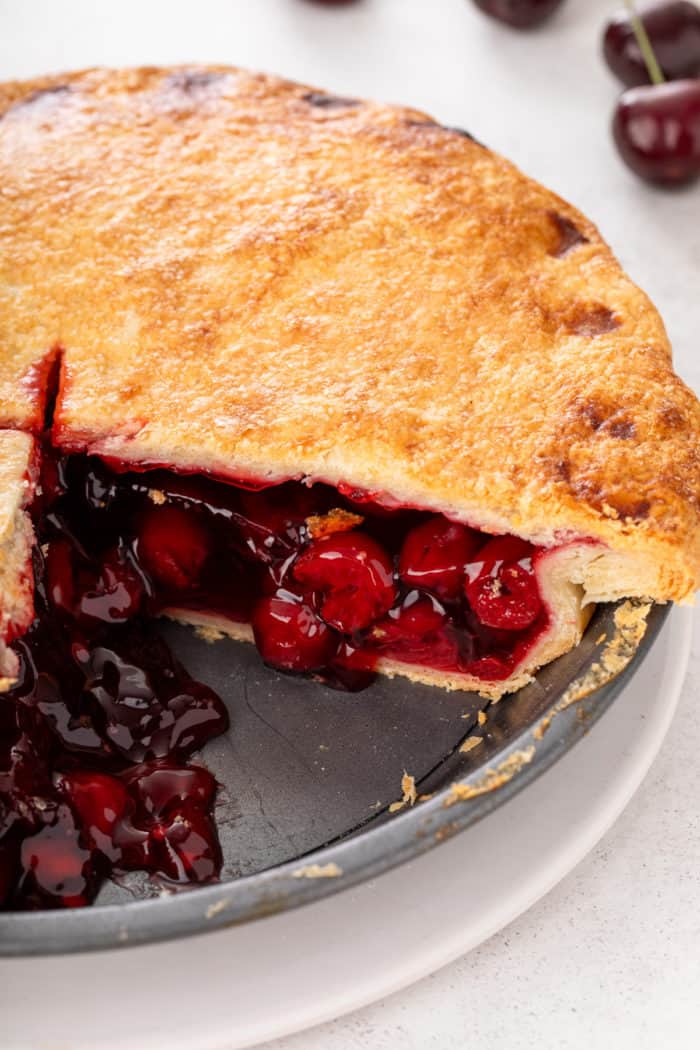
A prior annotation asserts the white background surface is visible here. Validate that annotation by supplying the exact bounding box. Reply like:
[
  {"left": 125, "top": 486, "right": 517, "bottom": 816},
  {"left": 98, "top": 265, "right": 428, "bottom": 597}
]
[{"left": 1, "top": 0, "right": 699, "bottom": 1047}]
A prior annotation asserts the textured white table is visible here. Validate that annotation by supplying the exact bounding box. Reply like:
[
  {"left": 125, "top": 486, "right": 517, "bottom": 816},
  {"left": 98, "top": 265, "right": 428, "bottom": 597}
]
[{"left": 2, "top": 0, "right": 699, "bottom": 1047}]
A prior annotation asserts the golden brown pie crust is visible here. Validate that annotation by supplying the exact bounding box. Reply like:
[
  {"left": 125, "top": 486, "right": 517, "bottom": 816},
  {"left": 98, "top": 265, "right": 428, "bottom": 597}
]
[{"left": 0, "top": 65, "right": 698, "bottom": 694}]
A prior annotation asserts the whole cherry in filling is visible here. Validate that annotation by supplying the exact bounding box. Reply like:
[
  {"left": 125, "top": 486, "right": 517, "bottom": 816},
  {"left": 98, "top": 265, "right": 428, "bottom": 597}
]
[
  {"left": 464, "top": 536, "right": 542, "bottom": 630},
  {"left": 293, "top": 532, "right": 396, "bottom": 633},
  {"left": 252, "top": 593, "right": 339, "bottom": 671},
  {"left": 137, "top": 504, "right": 211, "bottom": 590},
  {"left": 369, "top": 593, "right": 464, "bottom": 669},
  {"left": 399, "top": 517, "right": 482, "bottom": 601}
]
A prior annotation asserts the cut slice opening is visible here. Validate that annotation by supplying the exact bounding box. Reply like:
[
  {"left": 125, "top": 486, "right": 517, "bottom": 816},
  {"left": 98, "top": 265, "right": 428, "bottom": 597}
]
[
  {"left": 1, "top": 441, "right": 597, "bottom": 911},
  {"left": 32, "top": 448, "right": 570, "bottom": 693}
]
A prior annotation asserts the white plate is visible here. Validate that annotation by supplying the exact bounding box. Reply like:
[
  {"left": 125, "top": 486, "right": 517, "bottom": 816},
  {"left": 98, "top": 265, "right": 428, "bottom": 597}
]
[{"left": 2, "top": 608, "right": 691, "bottom": 1050}]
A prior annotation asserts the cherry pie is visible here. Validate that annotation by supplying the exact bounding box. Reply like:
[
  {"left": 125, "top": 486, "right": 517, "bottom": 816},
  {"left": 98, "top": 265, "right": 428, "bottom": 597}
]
[{"left": 0, "top": 66, "right": 698, "bottom": 909}]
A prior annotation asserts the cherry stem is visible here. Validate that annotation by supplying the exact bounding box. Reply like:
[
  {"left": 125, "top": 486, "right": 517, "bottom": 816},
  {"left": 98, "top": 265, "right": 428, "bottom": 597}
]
[{"left": 623, "top": 0, "right": 666, "bottom": 85}]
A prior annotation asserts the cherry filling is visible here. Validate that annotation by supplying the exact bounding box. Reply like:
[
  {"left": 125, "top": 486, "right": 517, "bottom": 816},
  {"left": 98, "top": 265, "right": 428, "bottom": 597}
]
[{"left": 1, "top": 447, "right": 551, "bottom": 910}]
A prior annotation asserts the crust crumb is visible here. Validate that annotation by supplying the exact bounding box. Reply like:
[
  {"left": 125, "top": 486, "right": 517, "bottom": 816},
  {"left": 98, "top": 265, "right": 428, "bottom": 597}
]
[
  {"left": 477, "top": 710, "right": 487, "bottom": 726},
  {"left": 534, "top": 599, "right": 652, "bottom": 740},
  {"left": 460, "top": 735, "right": 484, "bottom": 754},
  {"left": 443, "top": 746, "right": 536, "bottom": 808},
  {"left": 595, "top": 632, "right": 607, "bottom": 645},
  {"left": 389, "top": 770, "right": 418, "bottom": 813},
  {"left": 292, "top": 862, "right": 343, "bottom": 879},
  {"left": 417, "top": 792, "right": 434, "bottom": 802},
  {"left": 0, "top": 676, "right": 15, "bottom": 692},
  {"left": 306, "top": 508, "right": 364, "bottom": 539},
  {"left": 147, "top": 488, "right": 167, "bottom": 505},
  {"left": 401, "top": 771, "right": 417, "bottom": 806},
  {"left": 195, "top": 624, "right": 226, "bottom": 643}
]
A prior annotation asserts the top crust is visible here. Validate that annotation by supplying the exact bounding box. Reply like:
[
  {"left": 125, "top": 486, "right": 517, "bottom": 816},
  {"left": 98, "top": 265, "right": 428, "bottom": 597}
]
[{"left": 0, "top": 66, "right": 699, "bottom": 603}]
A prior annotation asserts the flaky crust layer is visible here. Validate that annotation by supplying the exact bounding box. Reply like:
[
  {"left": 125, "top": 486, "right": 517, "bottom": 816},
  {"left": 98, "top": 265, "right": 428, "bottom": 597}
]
[
  {"left": 0, "top": 430, "right": 36, "bottom": 681},
  {"left": 0, "top": 65, "right": 699, "bottom": 615}
]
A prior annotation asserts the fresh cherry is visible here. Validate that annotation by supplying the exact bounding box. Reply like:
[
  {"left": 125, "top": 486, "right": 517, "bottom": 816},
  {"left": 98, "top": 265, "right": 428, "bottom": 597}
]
[
  {"left": 612, "top": 78, "right": 700, "bottom": 184},
  {"left": 137, "top": 504, "right": 211, "bottom": 590},
  {"left": 465, "top": 536, "right": 542, "bottom": 631},
  {"left": 398, "top": 517, "right": 482, "bottom": 601},
  {"left": 469, "top": 0, "right": 565, "bottom": 29},
  {"left": 293, "top": 532, "right": 396, "bottom": 634},
  {"left": 252, "top": 593, "right": 338, "bottom": 671},
  {"left": 603, "top": 2, "right": 700, "bottom": 87}
]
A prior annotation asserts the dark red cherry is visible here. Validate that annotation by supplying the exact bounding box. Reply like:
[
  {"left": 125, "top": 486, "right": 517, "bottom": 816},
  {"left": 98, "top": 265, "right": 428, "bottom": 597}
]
[
  {"left": 76, "top": 633, "right": 229, "bottom": 763},
  {"left": 116, "top": 799, "right": 221, "bottom": 883},
  {"left": 373, "top": 594, "right": 449, "bottom": 645},
  {"left": 252, "top": 594, "right": 338, "bottom": 671},
  {"left": 293, "top": 532, "right": 396, "bottom": 633},
  {"left": 370, "top": 593, "right": 462, "bottom": 669},
  {"left": 45, "top": 538, "right": 76, "bottom": 616},
  {"left": 46, "top": 539, "right": 144, "bottom": 625},
  {"left": 469, "top": 0, "right": 564, "bottom": 29},
  {"left": 612, "top": 79, "right": 700, "bottom": 183},
  {"left": 16, "top": 801, "right": 94, "bottom": 909},
  {"left": 137, "top": 504, "right": 210, "bottom": 590},
  {"left": 603, "top": 2, "right": 700, "bottom": 87},
  {"left": 318, "top": 641, "right": 378, "bottom": 692},
  {"left": 37, "top": 448, "right": 68, "bottom": 511},
  {"left": 122, "top": 759, "right": 217, "bottom": 815},
  {"left": 399, "top": 517, "right": 482, "bottom": 601},
  {"left": 465, "top": 536, "right": 542, "bottom": 630},
  {"left": 76, "top": 550, "right": 145, "bottom": 625},
  {"left": 464, "top": 653, "right": 513, "bottom": 681},
  {"left": 237, "top": 485, "right": 324, "bottom": 564},
  {"left": 57, "top": 771, "right": 129, "bottom": 857},
  {"left": 115, "top": 764, "right": 221, "bottom": 884}
]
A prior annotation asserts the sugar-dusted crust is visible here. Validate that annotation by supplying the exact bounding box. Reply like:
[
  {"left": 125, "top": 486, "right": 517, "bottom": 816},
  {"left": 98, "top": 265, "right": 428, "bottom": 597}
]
[
  {"left": 0, "top": 65, "right": 698, "bottom": 701},
  {"left": 1, "top": 65, "right": 698, "bottom": 607},
  {"left": 0, "top": 430, "right": 36, "bottom": 682}
]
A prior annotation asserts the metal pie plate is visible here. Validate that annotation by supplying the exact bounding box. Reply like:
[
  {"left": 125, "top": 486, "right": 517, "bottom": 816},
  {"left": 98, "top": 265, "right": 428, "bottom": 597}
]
[{"left": 0, "top": 599, "right": 668, "bottom": 956}]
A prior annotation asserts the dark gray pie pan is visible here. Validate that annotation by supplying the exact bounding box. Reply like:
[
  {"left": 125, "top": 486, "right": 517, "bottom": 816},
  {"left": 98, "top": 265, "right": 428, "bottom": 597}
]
[{"left": 0, "top": 599, "right": 668, "bottom": 956}]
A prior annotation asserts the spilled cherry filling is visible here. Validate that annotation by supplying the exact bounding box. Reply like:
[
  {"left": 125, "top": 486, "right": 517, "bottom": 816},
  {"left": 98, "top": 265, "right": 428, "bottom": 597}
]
[{"left": 1, "top": 448, "right": 550, "bottom": 910}]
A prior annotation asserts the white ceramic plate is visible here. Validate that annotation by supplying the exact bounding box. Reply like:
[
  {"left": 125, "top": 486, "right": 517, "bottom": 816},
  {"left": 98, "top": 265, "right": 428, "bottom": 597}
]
[{"left": 1, "top": 608, "right": 691, "bottom": 1050}]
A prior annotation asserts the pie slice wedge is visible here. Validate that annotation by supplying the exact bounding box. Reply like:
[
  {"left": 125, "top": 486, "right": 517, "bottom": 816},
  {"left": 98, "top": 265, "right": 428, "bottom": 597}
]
[{"left": 0, "top": 64, "right": 698, "bottom": 705}]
